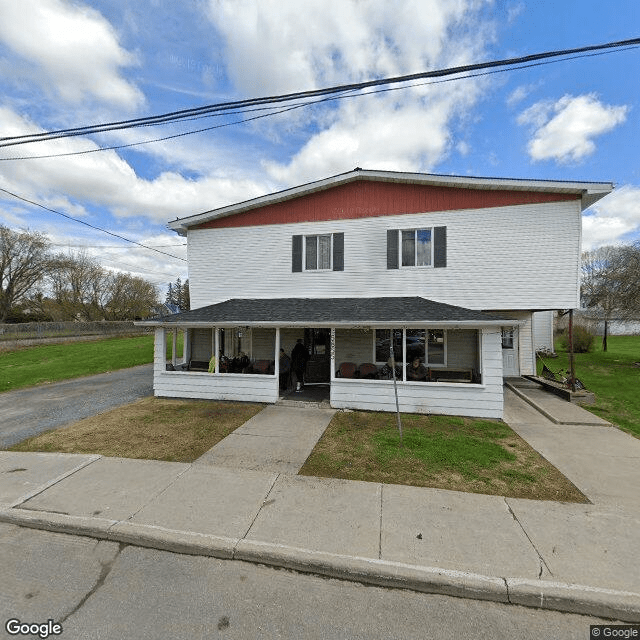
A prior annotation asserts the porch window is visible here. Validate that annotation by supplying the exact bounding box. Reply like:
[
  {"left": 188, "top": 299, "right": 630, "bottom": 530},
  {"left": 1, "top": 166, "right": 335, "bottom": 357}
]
[
  {"left": 375, "top": 329, "right": 403, "bottom": 363},
  {"left": 406, "top": 329, "right": 446, "bottom": 366}
]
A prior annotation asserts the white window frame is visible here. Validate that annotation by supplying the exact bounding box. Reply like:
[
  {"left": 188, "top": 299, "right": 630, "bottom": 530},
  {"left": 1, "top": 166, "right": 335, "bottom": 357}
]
[
  {"left": 373, "top": 328, "right": 447, "bottom": 369},
  {"left": 398, "top": 227, "right": 434, "bottom": 268},
  {"left": 304, "top": 233, "right": 333, "bottom": 271}
]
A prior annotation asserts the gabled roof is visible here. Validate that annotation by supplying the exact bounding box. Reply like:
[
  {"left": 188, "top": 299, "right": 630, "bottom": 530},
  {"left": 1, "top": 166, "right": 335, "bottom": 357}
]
[
  {"left": 168, "top": 168, "right": 614, "bottom": 235},
  {"left": 138, "top": 297, "right": 512, "bottom": 328}
]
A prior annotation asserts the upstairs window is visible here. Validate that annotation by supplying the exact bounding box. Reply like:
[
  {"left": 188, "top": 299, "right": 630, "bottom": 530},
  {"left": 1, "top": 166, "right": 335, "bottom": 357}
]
[
  {"left": 402, "top": 228, "right": 432, "bottom": 267},
  {"left": 387, "top": 226, "right": 446, "bottom": 269},
  {"left": 292, "top": 233, "right": 344, "bottom": 272},
  {"left": 306, "top": 234, "right": 332, "bottom": 270}
]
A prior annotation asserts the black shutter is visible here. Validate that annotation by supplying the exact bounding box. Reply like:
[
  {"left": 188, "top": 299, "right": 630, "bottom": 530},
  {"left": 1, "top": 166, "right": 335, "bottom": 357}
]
[
  {"left": 387, "top": 229, "right": 399, "bottom": 269},
  {"left": 434, "top": 226, "right": 447, "bottom": 268},
  {"left": 292, "top": 235, "right": 302, "bottom": 272},
  {"left": 333, "top": 233, "right": 344, "bottom": 271}
]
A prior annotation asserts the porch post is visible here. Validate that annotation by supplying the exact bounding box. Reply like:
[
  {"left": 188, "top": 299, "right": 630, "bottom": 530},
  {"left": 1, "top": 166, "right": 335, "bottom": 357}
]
[
  {"left": 183, "top": 329, "right": 190, "bottom": 366},
  {"left": 402, "top": 328, "right": 406, "bottom": 381},
  {"left": 214, "top": 328, "right": 220, "bottom": 373},
  {"left": 330, "top": 328, "right": 335, "bottom": 381},
  {"left": 172, "top": 328, "right": 177, "bottom": 367},
  {"left": 274, "top": 327, "right": 280, "bottom": 378}
]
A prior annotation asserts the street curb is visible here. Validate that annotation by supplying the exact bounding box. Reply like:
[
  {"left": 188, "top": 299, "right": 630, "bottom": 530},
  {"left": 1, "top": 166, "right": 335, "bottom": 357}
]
[
  {"left": 234, "top": 539, "right": 509, "bottom": 603},
  {"left": 1, "top": 507, "right": 638, "bottom": 622}
]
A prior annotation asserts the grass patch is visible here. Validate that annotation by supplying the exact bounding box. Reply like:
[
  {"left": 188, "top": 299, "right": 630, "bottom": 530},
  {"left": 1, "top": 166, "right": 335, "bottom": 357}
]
[
  {"left": 538, "top": 335, "right": 640, "bottom": 438},
  {"left": 299, "top": 410, "right": 587, "bottom": 502},
  {"left": 8, "top": 397, "right": 264, "bottom": 462},
  {"left": 0, "top": 334, "right": 183, "bottom": 393}
]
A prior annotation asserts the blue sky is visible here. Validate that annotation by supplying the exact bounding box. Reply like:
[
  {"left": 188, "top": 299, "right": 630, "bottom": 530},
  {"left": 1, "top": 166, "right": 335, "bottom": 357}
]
[{"left": 0, "top": 0, "right": 638, "bottom": 294}]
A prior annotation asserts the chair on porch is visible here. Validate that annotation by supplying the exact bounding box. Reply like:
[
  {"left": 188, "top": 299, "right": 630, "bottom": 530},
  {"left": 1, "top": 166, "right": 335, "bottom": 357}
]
[
  {"left": 358, "top": 363, "right": 379, "bottom": 379},
  {"left": 337, "top": 362, "right": 358, "bottom": 378},
  {"left": 253, "top": 359, "right": 273, "bottom": 375}
]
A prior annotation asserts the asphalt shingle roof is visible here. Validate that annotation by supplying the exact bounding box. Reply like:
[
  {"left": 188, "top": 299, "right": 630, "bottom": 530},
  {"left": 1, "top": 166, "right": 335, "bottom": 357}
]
[{"left": 143, "top": 297, "right": 508, "bottom": 325}]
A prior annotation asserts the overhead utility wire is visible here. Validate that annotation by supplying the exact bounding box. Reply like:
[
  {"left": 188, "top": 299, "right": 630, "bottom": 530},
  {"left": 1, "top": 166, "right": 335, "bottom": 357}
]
[
  {"left": 1, "top": 37, "right": 639, "bottom": 148},
  {"left": 1, "top": 46, "right": 636, "bottom": 163},
  {"left": 0, "top": 186, "right": 186, "bottom": 262}
]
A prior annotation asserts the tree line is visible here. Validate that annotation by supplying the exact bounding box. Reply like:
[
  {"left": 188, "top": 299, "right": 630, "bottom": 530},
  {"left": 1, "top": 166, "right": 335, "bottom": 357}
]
[{"left": 0, "top": 225, "right": 160, "bottom": 323}]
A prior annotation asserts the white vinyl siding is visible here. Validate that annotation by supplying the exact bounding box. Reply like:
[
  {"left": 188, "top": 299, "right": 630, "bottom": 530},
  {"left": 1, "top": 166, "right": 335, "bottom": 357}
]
[{"left": 188, "top": 200, "right": 582, "bottom": 311}]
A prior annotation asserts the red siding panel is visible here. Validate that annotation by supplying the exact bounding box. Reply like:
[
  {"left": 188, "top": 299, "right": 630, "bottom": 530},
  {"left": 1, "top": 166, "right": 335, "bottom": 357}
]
[{"left": 195, "top": 180, "right": 579, "bottom": 230}]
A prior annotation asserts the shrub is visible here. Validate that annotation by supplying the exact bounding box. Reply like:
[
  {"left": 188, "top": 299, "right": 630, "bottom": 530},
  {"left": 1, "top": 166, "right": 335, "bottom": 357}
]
[{"left": 558, "top": 325, "right": 595, "bottom": 353}]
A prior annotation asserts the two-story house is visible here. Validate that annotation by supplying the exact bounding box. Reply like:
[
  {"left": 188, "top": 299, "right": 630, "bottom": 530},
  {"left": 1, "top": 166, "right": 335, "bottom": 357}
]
[{"left": 140, "top": 169, "right": 612, "bottom": 419}]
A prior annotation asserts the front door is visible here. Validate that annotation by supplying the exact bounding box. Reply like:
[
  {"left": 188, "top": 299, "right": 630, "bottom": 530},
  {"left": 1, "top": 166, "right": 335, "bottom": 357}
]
[
  {"left": 304, "top": 328, "right": 331, "bottom": 383},
  {"left": 501, "top": 328, "right": 519, "bottom": 377}
]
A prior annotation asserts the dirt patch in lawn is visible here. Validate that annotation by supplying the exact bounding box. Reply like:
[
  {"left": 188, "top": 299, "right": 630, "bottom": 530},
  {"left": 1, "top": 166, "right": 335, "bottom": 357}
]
[
  {"left": 298, "top": 411, "right": 587, "bottom": 502},
  {"left": 8, "top": 397, "right": 265, "bottom": 463}
]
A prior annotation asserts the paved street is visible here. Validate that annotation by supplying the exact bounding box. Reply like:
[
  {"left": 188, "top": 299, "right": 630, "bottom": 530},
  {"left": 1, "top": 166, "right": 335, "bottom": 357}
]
[
  {"left": 0, "top": 364, "right": 153, "bottom": 448},
  {"left": 0, "top": 524, "right": 617, "bottom": 640}
]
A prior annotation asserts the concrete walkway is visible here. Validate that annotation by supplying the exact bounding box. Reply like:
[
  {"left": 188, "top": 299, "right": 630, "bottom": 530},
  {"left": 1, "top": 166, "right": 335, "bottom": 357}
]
[
  {"left": 195, "top": 405, "right": 335, "bottom": 473},
  {"left": 1, "top": 388, "right": 639, "bottom": 622}
]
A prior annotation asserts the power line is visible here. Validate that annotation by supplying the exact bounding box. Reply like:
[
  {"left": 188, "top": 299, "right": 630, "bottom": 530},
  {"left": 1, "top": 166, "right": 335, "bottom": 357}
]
[
  {"left": 1, "top": 36, "right": 638, "bottom": 149},
  {"left": 0, "top": 186, "right": 187, "bottom": 261},
  {"left": 1, "top": 45, "right": 636, "bottom": 163}
]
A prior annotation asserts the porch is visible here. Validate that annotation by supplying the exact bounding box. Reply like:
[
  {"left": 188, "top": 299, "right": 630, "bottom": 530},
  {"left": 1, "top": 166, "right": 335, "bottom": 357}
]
[{"left": 141, "top": 297, "right": 511, "bottom": 419}]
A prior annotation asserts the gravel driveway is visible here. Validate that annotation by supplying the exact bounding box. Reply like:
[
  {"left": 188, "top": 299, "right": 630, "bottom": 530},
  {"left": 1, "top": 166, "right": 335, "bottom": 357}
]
[{"left": 0, "top": 364, "right": 153, "bottom": 448}]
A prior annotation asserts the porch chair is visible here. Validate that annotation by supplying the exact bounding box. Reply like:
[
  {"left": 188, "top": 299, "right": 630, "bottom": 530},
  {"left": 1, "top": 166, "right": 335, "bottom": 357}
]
[
  {"left": 337, "top": 362, "right": 358, "bottom": 378},
  {"left": 358, "top": 363, "right": 379, "bottom": 379},
  {"left": 253, "top": 359, "right": 274, "bottom": 375}
]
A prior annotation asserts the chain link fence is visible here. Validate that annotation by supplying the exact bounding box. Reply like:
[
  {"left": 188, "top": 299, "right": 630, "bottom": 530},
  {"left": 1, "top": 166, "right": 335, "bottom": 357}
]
[{"left": 0, "top": 321, "right": 152, "bottom": 350}]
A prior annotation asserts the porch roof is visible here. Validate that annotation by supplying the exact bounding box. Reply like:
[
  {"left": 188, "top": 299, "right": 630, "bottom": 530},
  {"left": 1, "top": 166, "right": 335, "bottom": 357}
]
[{"left": 138, "top": 297, "right": 513, "bottom": 328}]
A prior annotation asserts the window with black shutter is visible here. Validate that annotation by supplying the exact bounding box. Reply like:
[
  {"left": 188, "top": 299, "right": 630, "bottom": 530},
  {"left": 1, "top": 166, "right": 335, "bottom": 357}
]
[{"left": 387, "top": 226, "right": 446, "bottom": 269}]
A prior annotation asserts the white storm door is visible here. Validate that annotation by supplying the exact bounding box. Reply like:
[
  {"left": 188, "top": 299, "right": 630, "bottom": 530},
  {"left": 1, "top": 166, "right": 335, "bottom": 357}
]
[{"left": 501, "top": 328, "right": 519, "bottom": 377}]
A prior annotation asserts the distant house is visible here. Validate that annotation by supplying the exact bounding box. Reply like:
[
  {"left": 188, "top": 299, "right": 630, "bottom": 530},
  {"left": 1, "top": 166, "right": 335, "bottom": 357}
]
[{"left": 138, "top": 169, "right": 612, "bottom": 419}]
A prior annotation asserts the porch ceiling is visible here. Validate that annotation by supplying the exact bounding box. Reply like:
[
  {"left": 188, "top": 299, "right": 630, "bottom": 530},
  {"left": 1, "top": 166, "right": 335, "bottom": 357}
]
[{"left": 138, "top": 297, "right": 513, "bottom": 328}]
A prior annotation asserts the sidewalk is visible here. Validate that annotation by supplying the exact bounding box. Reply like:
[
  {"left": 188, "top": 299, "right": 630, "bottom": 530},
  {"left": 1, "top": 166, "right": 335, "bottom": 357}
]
[{"left": 1, "top": 388, "right": 639, "bottom": 622}]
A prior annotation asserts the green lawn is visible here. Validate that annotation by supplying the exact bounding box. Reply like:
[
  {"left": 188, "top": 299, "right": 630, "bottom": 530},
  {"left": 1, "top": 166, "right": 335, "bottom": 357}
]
[
  {"left": 299, "top": 411, "right": 586, "bottom": 501},
  {"left": 0, "top": 335, "right": 182, "bottom": 392},
  {"left": 538, "top": 334, "right": 640, "bottom": 438}
]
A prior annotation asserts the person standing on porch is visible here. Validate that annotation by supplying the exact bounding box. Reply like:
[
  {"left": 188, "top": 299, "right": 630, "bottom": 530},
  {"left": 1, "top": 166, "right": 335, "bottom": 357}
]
[{"left": 291, "top": 339, "right": 309, "bottom": 392}]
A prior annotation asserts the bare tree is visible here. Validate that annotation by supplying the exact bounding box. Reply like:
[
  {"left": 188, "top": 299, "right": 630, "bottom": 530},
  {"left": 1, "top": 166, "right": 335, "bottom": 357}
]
[
  {"left": 581, "top": 242, "right": 640, "bottom": 350},
  {"left": 46, "top": 252, "right": 108, "bottom": 320},
  {"left": 0, "top": 226, "right": 52, "bottom": 322},
  {"left": 105, "top": 272, "right": 158, "bottom": 320}
]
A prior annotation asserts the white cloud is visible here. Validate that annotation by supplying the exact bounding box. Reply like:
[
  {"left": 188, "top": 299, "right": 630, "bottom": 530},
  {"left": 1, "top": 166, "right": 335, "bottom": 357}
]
[
  {"left": 208, "top": 0, "right": 479, "bottom": 96},
  {"left": 582, "top": 185, "right": 640, "bottom": 250},
  {"left": 506, "top": 84, "right": 535, "bottom": 107},
  {"left": 0, "top": 107, "right": 270, "bottom": 224},
  {"left": 518, "top": 94, "right": 628, "bottom": 163},
  {"left": 0, "top": 0, "right": 143, "bottom": 108},
  {"left": 265, "top": 89, "right": 469, "bottom": 184},
  {"left": 206, "top": 0, "right": 490, "bottom": 184}
]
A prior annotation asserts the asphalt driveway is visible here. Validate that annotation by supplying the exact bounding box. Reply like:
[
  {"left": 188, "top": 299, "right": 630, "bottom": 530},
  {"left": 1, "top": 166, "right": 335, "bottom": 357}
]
[{"left": 0, "top": 364, "right": 153, "bottom": 448}]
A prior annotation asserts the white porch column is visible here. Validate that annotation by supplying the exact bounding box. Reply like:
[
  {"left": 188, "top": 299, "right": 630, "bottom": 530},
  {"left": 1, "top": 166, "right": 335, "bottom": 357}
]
[
  {"left": 274, "top": 327, "right": 280, "bottom": 378},
  {"left": 183, "top": 329, "right": 190, "bottom": 366},
  {"left": 214, "top": 328, "right": 220, "bottom": 373},
  {"left": 172, "top": 328, "right": 177, "bottom": 367},
  {"left": 330, "top": 328, "right": 335, "bottom": 381},
  {"left": 402, "top": 328, "right": 406, "bottom": 382}
]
